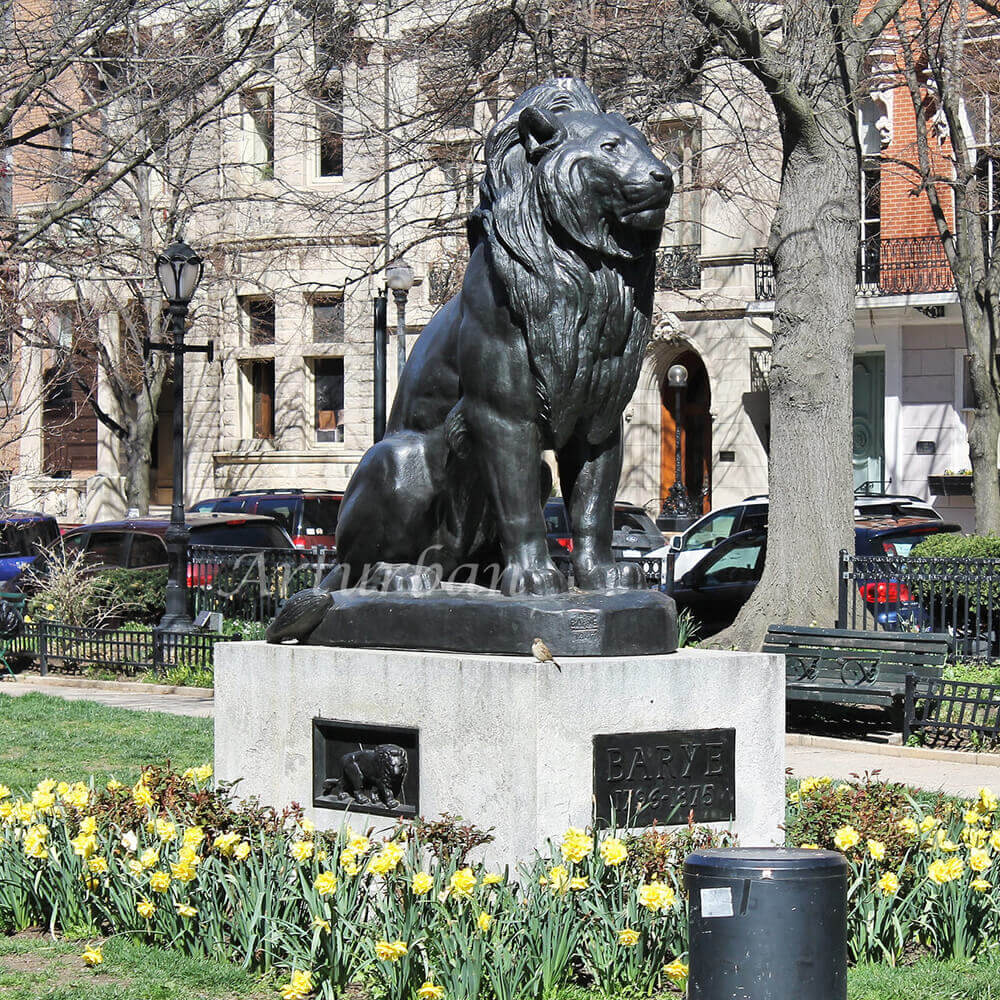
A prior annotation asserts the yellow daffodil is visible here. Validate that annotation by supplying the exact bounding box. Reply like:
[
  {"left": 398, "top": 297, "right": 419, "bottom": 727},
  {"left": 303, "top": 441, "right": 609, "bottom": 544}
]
[
  {"left": 234, "top": 841, "right": 251, "bottom": 861},
  {"left": 788, "top": 790, "right": 800, "bottom": 803},
  {"left": 800, "top": 843, "right": 819, "bottom": 850},
  {"left": 971, "top": 878, "right": 991, "bottom": 892},
  {"left": 477, "top": 911, "right": 493, "bottom": 932},
  {"left": 867, "top": 840, "right": 886, "bottom": 861},
  {"left": 664, "top": 958, "right": 689, "bottom": 982},
  {"left": 132, "top": 782, "right": 153, "bottom": 810},
  {"left": 977, "top": 787, "right": 998, "bottom": 813},
  {"left": 137, "top": 898, "right": 155, "bottom": 919},
  {"left": 280, "top": 969, "right": 315, "bottom": 1000},
  {"left": 570, "top": 876, "right": 588, "bottom": 890},
  {"left": 340, "top": 850, "right": 361, "bottom": 876},
  {"left": 213, "top": 832, "right": 240, "bottom": 857},
  {"left": 314, "top": 871, "right": 338, "bottom": 896},
  {"left": 311, "top": 916, "right": 331, "bottom": 933},
  {"left": 561, "top": 826, "right": 592, "bottom": 863},
  {"left": 182, "top": 826, "right": 205, "bottom": 850},
  {"left": 154, "top": 819, "right": 176, "bottom": 843},
  {"left": 149, "top": 870, "right": 171, "bottom": 893},
  {"left": 417, "top": 982, "right": 444, "bottom": 1000},
  {"left": 88, "top": 856, "right": 108, "bottom": 874},
  {"left": 174, "top": 902, "right": 197, "bottom": 918},
  {"left": 546, "top": 865, "right": 570, "bottom": 894},
  {"left": 970, "top": 849, "right": 992, "bottom": 872},
  {"left": 22, "top": 824, "right": 49, "bottom": 859},
  {"left": 106, "top": 779, "right": 122, "bottom": 792},
  {"left": 877, "top": 872, "right": 899, "bottom": 895},
  {"left": 449, "top": 867, "right": 477, "bottom": 897},
  {"left": 618, "top": 927, "right": 640, "bottom": 946},
  {"left": 71, "top": 832, "right": 97, "bottom": 859},
  {"left": 482, "top": 873, "right": 503, "bottom": 886},
  {"left": 920, "top": 815, "right": 940, "bottom": 834},
  {"left": 992, "top": 830, "right": 1000, "bottom": 852},
  {"left": 599, "top": 836, "right": 628, "bottom": 866},
  {"left": 833, "top": 826, "right": 860, "bottom": 851},
  {"left": 81, "top": 945, "right": 103, "bottom": 967},
  {"left": 638, "top": 881, "right": 676, "bottom": 912},
  {"left": 290, "top": 840, "right": 314, "bottom": 862},
  {"left": 928, "top": 857, "right": 964, "bottom": 884},
  {"left": 412, "top": 871, "right": 434, "bottom": 894},
  {"left": 376, "top": 940, "right": 408, "bottom": 961},
  {"left": 0, "top": 785, "right": 9, "bottom": 800},
  {"left": 139, "top": 847, "right": 159, "bottom": 869},
  {"left": 898, "top": 817, "right": 918, "bottom": 836}
]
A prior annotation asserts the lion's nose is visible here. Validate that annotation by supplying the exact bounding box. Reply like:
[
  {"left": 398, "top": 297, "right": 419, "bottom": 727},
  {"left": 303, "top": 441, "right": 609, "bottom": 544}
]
[{"left": 650, "top": 168, "right": 670, "bottom": 186}]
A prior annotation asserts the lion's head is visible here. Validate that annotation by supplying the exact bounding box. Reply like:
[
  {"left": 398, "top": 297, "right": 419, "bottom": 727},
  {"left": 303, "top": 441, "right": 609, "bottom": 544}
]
[
  {"left": 469, "top": 79, "right": 671, "bottom": 446},
  {"left": 474, "top": 79, "right": 672, "bottom": 264},
  {"left": 377, "top": 744, "right": 408, "bottom": 791}
]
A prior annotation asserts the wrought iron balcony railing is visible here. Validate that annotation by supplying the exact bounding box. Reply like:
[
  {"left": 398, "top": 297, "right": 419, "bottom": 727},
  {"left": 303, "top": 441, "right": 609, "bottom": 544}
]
[
  {"left": 754, "top": 236, "right": 956, "bottom": 300},
  {"left": 656, "top": 244, "right": 701, "bottom": 291}
]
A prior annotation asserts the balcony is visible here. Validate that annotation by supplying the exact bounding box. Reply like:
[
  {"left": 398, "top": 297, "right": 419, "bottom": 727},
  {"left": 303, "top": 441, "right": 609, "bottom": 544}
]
[
  {"left": 754, "top": 236, "right": 955, "bottom": 301},
  {"left": 656, "top": 245, "right": 701, "bottom": 292}
]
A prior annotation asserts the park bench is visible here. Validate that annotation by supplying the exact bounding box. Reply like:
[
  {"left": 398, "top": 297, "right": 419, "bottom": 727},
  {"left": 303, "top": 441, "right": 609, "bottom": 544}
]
[{"left": 763, "top": 624, "right": 951, "bottom": 725}]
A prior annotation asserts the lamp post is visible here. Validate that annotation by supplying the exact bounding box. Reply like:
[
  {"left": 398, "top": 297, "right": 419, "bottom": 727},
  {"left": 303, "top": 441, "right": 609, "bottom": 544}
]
[
  {"left": 152, "top": 241, "right": 204, "bottom": 633},
  {"left": 373, "top": 293, "right": 387, "bottom": 442},
  {"left": 659, "top": 363, "right": 698, "bottom": 531},
  {"left": 386, "top": 258, "right": 414, "bottom": 380}
]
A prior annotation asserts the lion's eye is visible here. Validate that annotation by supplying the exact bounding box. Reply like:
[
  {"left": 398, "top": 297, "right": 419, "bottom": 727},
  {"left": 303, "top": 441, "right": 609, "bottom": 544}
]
[{"left": 601, "top": 139, "right": 619, "bottom": 152}]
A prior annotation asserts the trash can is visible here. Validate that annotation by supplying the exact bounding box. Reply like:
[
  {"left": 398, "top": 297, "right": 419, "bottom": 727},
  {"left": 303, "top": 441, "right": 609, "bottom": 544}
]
[{"left": 684, "top": 848, "right": 848, "bottom": 1000}]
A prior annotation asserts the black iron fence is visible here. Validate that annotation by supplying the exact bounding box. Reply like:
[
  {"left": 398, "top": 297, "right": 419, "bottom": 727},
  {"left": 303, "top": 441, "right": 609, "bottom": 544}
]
[
  {"left": 188, "top": 545, "right": 337, "bottom": 621},
  {"left": 838, "top": 551, "right": 1000, "bottom": 660},
  {"left": 5, "top": 620, "right": 233, "bottom": 677},
  {"left": 656, "top": 245, "right": 701, "bottom": 291},
  {"left": 904, "top": 674, "right": 1000, "bottom": 748},
  {"left": 755, "top": 236, "right": 954, "bottom": 301}
]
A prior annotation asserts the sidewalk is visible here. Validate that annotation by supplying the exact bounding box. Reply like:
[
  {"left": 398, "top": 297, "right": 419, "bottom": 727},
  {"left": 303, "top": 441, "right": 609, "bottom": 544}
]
[
  {"left": 0, "top": 676, "right": 213, "bottom": 718},
  {"left": 786, "top": 735, "right": 1000, "bottom": 798},
  {"left": 5, "top": 676, "right": 1000, "bottom": 796}
]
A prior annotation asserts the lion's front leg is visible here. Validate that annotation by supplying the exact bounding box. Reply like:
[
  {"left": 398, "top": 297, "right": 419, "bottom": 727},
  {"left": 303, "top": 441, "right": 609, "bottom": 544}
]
[
  {"left": 466, "top": 405, "right": 566, "bottom": 597},
  {"left": 559, "top": 428, "right": 644, "bottom": 592}
]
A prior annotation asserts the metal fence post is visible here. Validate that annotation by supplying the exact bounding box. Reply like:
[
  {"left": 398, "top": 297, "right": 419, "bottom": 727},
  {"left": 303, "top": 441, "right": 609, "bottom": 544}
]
[
  {"left": 153, "top": 629, "right": 164, "bottom": 678},
  {"left": 903, "top": 673, "right": 915, "bottom": 744},
  {"left": 836, "top": 549, "right": 849, "bottom": 629},
  {"left": 38, "top": 622, "right": 48, "bottom": 677}
]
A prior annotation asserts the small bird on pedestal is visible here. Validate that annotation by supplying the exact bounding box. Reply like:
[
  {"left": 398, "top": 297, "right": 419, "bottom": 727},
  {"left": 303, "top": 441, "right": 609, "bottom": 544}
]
[{"left": 531, "top": 637, "right": 561, "bottom": 672}]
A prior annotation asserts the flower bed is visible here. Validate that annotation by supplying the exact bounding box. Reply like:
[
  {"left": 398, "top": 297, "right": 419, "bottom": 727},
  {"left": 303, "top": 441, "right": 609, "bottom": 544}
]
[
  {"left": 786, "top": 775, "right": 1000, "bottom": 964},
  {"left": 0, "top": 766, "right": 702, "bottom": 999},
  {"left": 3, "top": 766, "right": 998, "bottom": 998}
]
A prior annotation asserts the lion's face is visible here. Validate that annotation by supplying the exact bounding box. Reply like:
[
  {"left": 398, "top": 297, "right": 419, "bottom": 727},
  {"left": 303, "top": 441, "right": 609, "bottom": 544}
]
[
  {"left": 379, "top": 745, "right": 408, "bottom": 783},
  {"left": 520, "top": 106, "right": 673, "bottom": 259}
]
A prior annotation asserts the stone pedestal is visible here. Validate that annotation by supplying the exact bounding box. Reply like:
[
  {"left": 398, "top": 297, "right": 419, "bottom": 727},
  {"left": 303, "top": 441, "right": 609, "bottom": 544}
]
[{"left": 215, "top": 643, "right": 785, "bottom": 865}]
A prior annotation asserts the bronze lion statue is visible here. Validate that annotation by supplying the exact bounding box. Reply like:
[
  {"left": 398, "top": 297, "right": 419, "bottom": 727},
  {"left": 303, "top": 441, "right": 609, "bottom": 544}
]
[
  {"left": 322, "top": 743, "right": 408, "bottom": 810},
  {"left": 269, "top": 79, "right": 671, "bottom": 641}
]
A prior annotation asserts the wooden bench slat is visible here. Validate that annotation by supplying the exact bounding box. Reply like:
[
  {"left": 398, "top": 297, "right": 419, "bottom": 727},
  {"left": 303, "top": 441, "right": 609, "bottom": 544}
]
[
  {"left": 764, "top": 644, "right": 947, "bottom": 664},
  {"left": 764, "top": 634, "right": 950, "bottom": 654}
]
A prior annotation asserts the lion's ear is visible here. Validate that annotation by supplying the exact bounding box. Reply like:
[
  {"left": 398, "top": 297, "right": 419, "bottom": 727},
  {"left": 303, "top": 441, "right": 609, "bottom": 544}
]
[{"left": 518, "top": 106, "right": 565, "bottom": 163}]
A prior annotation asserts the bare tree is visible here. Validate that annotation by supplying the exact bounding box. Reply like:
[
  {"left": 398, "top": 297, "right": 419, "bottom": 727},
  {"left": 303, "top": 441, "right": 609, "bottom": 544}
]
[{"left": 893, "top": 0, "right": 1000, "bottom": 532}]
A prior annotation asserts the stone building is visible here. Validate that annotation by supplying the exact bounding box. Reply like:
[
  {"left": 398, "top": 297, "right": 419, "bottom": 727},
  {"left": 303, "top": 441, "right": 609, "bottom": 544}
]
[{"left": 3, "top": 6, "right": 994, "bottom": 533}]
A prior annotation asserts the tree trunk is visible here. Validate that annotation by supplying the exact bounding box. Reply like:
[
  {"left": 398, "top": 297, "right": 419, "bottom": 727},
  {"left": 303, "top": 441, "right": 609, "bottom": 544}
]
[
  {"left": 964, "top": 311, "right": 1000, "bottom": 534},
  {"left": 710, "top": 110, "right": 857, "bottom": 650},
  {"left": 123, "top": 398, "right": 157, "bottom": 514}
]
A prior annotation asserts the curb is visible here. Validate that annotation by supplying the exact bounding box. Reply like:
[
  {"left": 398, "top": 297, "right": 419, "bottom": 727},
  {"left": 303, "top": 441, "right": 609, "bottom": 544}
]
[
  {"left": 3, "top": 675, "right": 214, "bottom": 698},
  {"left": 786, "top": 732, "right": 1000, "bottom": 769}
]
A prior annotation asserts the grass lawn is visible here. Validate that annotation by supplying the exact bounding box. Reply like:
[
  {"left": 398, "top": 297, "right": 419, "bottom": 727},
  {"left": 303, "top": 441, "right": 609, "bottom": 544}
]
[
  {"left": 2, "top": 933, "right": 998, "bottom": 1000},
  {"left": 0, "top": 934, "right": 271, "bottom": 1000},
  {"left": 0, "top": 692, "right": 213, "bottom": 792}
]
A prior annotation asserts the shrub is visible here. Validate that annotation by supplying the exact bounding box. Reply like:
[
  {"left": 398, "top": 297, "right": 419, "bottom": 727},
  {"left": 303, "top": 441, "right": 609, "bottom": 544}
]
[
  {"left": 92, "top": 568, "right": 167, "bottom": 625},
  {"left": 24, "top": 546, "right": 123, "bottom": 628}
]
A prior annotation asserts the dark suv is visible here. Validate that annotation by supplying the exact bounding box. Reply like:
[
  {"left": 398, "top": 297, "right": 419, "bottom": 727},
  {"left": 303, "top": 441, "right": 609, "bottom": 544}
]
[
  {"left": 190, "top": 490, "right": 342, "bottom": 549},
  {"left": 0, "top": 510, "right": 61, "bottom": 592},
  {"left": 62, "top": 514, "right": 294, "bottom": 571}
]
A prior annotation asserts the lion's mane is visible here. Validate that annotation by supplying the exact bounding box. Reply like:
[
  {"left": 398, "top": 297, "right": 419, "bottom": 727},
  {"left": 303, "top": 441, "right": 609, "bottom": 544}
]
[
  {"left": 377, "top": 744, "right": 407, "bottom": 791},
  {"left": 469, "top": 79, "right": 658, "bottom": 448}
]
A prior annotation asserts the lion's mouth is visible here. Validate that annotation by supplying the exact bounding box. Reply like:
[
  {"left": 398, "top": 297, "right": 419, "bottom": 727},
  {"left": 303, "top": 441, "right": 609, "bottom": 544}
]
[{"left": 619, "top": 191, "right": 670, "bottom": 229}]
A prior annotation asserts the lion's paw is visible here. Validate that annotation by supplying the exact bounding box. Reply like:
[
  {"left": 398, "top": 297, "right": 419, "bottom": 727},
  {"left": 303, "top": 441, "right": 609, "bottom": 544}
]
[
  {"left": 500, "top": 563, "right": 568, "bottom": 597},
  {"left": 370, "top": 562, "right": 442, "bottom": 593},
  {"left": 575, "top": 562, "right": 645, "bottom": 592}
]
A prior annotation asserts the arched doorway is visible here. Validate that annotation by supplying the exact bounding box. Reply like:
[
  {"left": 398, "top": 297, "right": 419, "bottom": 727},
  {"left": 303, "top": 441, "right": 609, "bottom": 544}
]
[{"left": 659, "top": 348, "right": 712, "bottom": 513}]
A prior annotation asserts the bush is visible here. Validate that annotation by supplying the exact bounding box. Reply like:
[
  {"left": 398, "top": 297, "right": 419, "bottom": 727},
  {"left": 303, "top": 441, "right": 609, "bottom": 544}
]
[
  {"left": 93, "top": 568, "right": 168, "bottom": 626},
  {"left": 911, "top": 533, "right": 1000, "bottom": 559},
  {"left": 24, "top": 546, "right": 123, "bottom": 628}
]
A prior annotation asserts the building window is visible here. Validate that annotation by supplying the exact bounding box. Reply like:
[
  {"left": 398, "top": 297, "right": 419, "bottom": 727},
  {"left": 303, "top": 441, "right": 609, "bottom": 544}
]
[
  {"left": 241, "top": 87, "right": 274, "bottom": 179},
  {"left": 317, "top": 80, "right": 343, "bottom": 177},
  {"left": 655, "top": 121, "right": 701, "bottom": 248},
  {"left": 242, "top": 359, "right": 275, "bottom": 439},
  {"left": 311, "top": 295, "right": 344, "bottom": 342},
  {"left": 312, "top": 357, "right": 344, "bottom": 442},
  {"left": 858, "top": 157, "right": 881, "bottom": 287},
  {"left": 968, "top": 94, "right": 1000, "bottom": 249},
  {"left": 239, "top": 295, "right": 275, "bottom": 345}
]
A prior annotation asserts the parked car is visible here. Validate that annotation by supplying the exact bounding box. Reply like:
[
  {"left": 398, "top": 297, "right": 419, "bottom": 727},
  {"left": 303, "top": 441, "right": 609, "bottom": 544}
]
[
  {"left": 651, "top": 491, "right": 943, "bottom": 581},
  {"left": 62, "top": 514, "right": 295, "bottom": 585},
  {"left": 0, "top": 510, "right": 61, "bottom": 592},
  {"left": 189, "top": 489, "right": 342, "bottom": 549},
  {"left": 664, "top": 529, "right": 766, "bottom": 637},
  {"left": 543, "top": 498, "right": 663, "bottom": 559},
  {"left": 662, "top": 517, "right": 962, "bottom": 637}
]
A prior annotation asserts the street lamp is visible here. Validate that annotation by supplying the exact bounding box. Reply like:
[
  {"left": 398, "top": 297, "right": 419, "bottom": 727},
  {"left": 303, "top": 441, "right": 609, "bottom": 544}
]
[
  {"left": 153, "top": 240, "right": 204, "bottom": 633},
  {"left": 659, "top": 363, "right": 699, "bottom": 531},
  {"left": 386, "top": 258, "right": 414, "bottom": 380}
]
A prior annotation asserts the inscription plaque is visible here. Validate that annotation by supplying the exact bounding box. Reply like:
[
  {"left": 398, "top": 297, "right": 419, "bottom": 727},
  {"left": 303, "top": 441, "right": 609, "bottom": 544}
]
[
  {"left": 593, "top": 728, "right": 735, "bottom": 827},
  {"left": 312, "top": 718, "right": 419, "bottom": 818}
]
